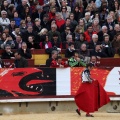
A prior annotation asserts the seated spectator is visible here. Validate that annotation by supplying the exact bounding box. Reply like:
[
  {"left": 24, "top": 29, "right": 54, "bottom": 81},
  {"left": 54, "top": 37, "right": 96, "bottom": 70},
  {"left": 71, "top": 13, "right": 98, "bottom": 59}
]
[
  {"left": 26, "top": 15, "right": 34, "bottom": 27},
  {"left": 19, "top": 20, "right": 27, "bottom": 34},
  {"left": 90, "top": 56, "right": 99, "bottom": 67},
  {"left": 50, "top": 56, "right": 68, "bottom": 68},
  {"left": 41, "top": 14, "right": 51, "bottom": 31},
  {"left": 0, "top": 58, "right": 5, "bottom": 68},
  {"left": 0, "top": 10, "right": 10, "bottom": 29},
  {"left": 92, "top": 18, "right": 101, "bottom": 33},
  {"left": 55, "top": 12, "right": 65, "bottom": 30},
  {"left": 90, "top": 43, "right": 108, "bottom": 58},
  {"left": 76, "top": 18, "right": 87, "bottom": 33},
  {"left": 60, "top": 6, "right": 69, "bottom": 20},
  {"left": 37, "top": 28, "right": 48, "bottom": 43},
  {"left": 0, "top": 32, "right": 15, "bottom": 49},
  {"left": 14, "top": 34, "right": 23, "bottom": 49},
  {"left": 62, "top": 34, "right": 73, "bottom": 49},
  {"left": 39, "top": 34, "right": 52, "bottom": 50},
  {"left": 18, "top": 42, "right": 32, "bottom": 59},
  {"left": 101, "top": 34, "right": 115, "bottom": 57},
  {"left": 74, "top": 33, "right": 88, "bottom": 49},
  {"left": 112, "top": 24, "right": 120, "bottom": 36},
  {"left": 51, "top": 33, "right": 62, "bottom": 49},
  {"left": 14, "top": 51, "right": 28, "bottom": 68},
  {"left": 79, "top": 43, "right": 90, "bottom": 58},
  {"left": 48, "top": 24, "right": 61, "bottom": 41},
  {"left": 33, "top": 18, "right": 43, "bottom": 34},
  {"left": 112, "top": 33, "right": 120, "bottom": 50},
  {"left": 48, "top": 7, "right": 56, "bottom": 20},
  {"left": 8, "top": 19, "right": 17, "bottom": 34},
  {"left": 83, "top": 12, "right": 93, "bottom": 27},
  {"left": 69, "top": 13, "right": 78, "bottom": 31},
  {"left": 27, "top": 36, "right": 40, "bottom": 49},
  {"left": 32, "top": 5, "right": 45, "bottom": 21},
  {"left": 74, "top": 26, "right": 82, "bottom": 41},
  {"left": 68, "top": 51, "right": 86, "bottom": 67},
  {"left": 65, "top": 42, "right": 76, "bottom": 58},
  {"left": 22, "top": 25, "right": 36, "bottom": 43},
  {"left": 1, "top": 44, "right": 14, "bottom": 59},
  {"left": 13, "top": 11, "right": 21, "bottom": 27},
  {"left": 46, "top": 50, "right": 58, "bottom": 67},
  {"left": 84, "top": 24, "right": 97, "bottom": 43},
  {"left": 98, "top": 25, "right": 113, "bottom": 42},
  {"left": 61, "top": 26, "right": 72, "bottom": 42},
  {"left": 11, "top": 26, "right": 21, "bottom": 40},
  {"left": 89, "top": 34, "right": 100, "bottom": 49}
]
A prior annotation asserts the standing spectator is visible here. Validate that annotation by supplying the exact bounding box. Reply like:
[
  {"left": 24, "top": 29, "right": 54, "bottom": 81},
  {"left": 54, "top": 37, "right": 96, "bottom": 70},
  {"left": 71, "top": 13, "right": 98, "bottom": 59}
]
[
  {"left": 1, "top": 44, "right": 14, "bottom": 59},
  {"left": 46, "top": 50, "right": 58, "bottom": 67},
  {"left": 0, "top": 10, "right": 10, "bottom": 29},
  {"left": 65, "top": 42, "right": 76, "bottom": 58},
  {"left": 18, "top": 42, "right": 32, "bottom": 59},
  {"left": 14, "top": 51, "right": 28, "bottom": 68}
]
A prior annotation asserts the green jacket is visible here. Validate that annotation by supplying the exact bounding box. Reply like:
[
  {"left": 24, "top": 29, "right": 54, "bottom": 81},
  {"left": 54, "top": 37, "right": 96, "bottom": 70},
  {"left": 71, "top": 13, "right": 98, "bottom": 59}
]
[{"left": 68, "top": 57, "right": 86, "bottom": 67}]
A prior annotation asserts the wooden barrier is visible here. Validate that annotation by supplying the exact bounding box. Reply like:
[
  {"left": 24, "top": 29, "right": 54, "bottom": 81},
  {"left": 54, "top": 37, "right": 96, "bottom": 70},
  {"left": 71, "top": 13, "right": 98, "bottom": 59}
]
[{"left": 2, "top": 59, "right": 34, "bottom": 68}]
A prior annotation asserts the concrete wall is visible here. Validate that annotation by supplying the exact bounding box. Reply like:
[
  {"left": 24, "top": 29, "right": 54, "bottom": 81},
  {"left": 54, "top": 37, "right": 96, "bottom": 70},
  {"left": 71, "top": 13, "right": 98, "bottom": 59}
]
[{"left": 0, "top": 101, "right": 120, "bottom": 115}]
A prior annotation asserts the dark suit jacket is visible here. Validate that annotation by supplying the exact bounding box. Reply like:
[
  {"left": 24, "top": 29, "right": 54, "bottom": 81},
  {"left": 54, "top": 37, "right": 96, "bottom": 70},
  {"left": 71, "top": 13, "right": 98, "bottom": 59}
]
[
  {"left": 1, "top": 51, "right": 14, "bottom": 59},
  {"left": 18, "top": 48, "right": 32, "bottom": 59},
  {"left": 46, "top": 58, "right": 54, "bottom": 67},
  {"left": 14, "top": 57, "right": 28, "bottom": 68}
]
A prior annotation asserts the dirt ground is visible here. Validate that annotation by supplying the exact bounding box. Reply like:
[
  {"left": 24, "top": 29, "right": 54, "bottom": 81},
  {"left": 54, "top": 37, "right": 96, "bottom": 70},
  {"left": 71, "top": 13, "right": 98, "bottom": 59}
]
[{"left": 0, "top": 111, "right": 120, "bottom": 120}]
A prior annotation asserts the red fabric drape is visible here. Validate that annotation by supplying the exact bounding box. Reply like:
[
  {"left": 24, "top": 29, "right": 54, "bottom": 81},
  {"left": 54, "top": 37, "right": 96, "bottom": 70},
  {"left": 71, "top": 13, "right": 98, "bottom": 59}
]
[{"left": 74, "top": 80, "right": 110, "bottom": 113}]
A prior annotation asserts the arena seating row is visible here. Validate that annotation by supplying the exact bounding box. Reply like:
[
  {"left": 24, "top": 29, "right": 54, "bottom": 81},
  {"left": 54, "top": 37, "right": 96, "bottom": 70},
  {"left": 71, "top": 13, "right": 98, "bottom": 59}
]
[{"left": 0, "top": 49, "right": 120, "bottom": 67}]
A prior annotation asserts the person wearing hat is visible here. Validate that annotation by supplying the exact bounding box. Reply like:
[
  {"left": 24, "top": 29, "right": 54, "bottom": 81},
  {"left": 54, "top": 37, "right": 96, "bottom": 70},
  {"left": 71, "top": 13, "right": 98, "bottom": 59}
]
[
  {"left": 0, "top": 10, "right": 10, "bottom": 29},
  {"left": 32, "top": 5, "right": 45, "bottom": 21}
]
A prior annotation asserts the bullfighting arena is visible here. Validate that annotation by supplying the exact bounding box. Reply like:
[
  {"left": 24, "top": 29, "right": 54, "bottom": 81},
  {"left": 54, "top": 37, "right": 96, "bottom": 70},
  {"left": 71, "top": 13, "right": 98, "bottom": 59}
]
[{"left": 1, "top": 112, "right": 120, "bottom": 120}]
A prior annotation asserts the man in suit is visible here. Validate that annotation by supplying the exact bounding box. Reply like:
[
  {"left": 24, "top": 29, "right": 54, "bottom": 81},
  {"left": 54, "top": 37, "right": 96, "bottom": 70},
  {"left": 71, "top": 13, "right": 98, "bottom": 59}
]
[{"left": 14, "top": 51, "right": 28, "bottom": 68}]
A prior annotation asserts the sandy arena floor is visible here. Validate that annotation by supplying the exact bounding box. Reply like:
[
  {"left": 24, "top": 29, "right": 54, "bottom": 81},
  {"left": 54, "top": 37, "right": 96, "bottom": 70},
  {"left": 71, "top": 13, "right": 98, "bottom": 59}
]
[{"left": 0, "top": 112, "right": 120, "bottom": 120}]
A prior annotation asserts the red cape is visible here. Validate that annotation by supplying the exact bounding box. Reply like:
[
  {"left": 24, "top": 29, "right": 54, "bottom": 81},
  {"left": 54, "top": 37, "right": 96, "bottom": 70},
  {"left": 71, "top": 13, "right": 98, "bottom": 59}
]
[{"left": 74, "top": 80, "right": 110, "bottom": 113}]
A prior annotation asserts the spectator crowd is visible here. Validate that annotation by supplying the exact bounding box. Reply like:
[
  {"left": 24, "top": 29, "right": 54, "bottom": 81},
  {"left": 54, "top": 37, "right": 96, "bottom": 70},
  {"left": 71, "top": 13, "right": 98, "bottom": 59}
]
[{"left": 0, "top": 0, "right": 120, "bottom": 68}]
